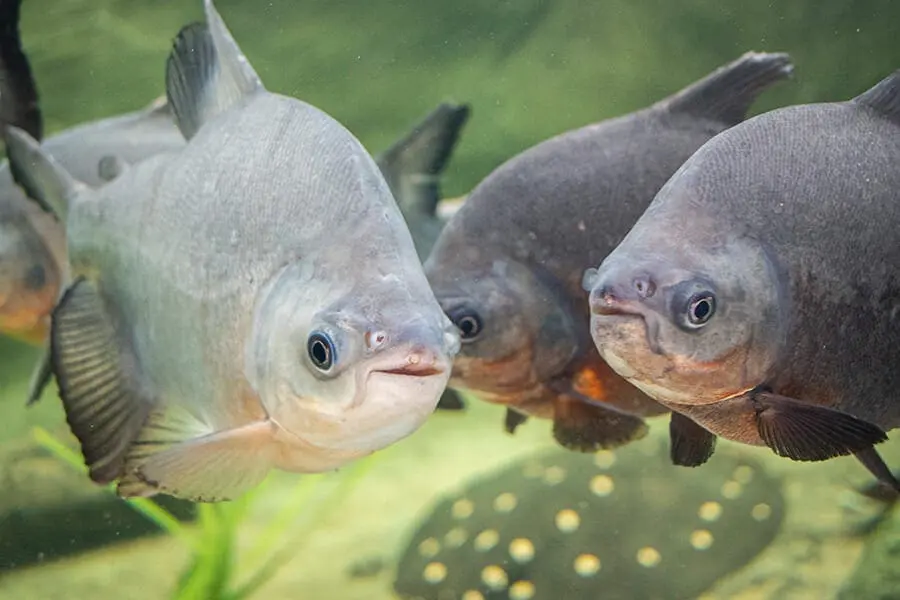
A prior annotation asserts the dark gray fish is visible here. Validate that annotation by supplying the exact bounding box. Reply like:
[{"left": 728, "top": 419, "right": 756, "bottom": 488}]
[
  {"left": 376, "top": 102, "right": 471, "bottom": 412},
  {"left": 585, "top": 69, "right": 900, "bottom": 494},
  {"left": 0, "top": 0, "right": 40, "bottom": 142},
  {"left": 425, "top": 52, "right": 794, "bottom": 453},
  {"left": 394, "top": 437, "right": 784, "bottom": 600}
]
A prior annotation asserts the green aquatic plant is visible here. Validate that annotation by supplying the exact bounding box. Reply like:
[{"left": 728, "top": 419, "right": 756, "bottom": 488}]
[{"left": 32, "top": 426, "right": 377, "bottom": 600}]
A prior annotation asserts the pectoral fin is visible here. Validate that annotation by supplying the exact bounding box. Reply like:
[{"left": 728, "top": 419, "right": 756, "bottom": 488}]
[
  {"left": 551, "top": 394, "right": 648, "bottom": 452},
  {"left": 669, "top": 411, "right": 718, "bottom": 467},
  {"left": 119, "top": 417, "right": 277, "bottom": 502},
  {"left": 50, "top": 277, "right": 153, "bottom": 484},
  {"left": 751, "top": 391, "right": 888, "bottom": 461}
]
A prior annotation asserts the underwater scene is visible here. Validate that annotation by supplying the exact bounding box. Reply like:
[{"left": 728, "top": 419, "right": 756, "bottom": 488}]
[{"left": 1, "top": 0, "right": 900, "bottom": 598}]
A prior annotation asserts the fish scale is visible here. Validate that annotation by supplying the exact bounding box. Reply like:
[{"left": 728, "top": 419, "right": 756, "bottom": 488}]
[{"left": 394, "top": 437, "right": 784, "bottom": 600}]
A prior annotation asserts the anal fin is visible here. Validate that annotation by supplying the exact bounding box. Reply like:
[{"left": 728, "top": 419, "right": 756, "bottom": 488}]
[
  {"left": 118, "top": 418, "right": 277, "bottom": 503},
  {"left": 552, "top": 394, "right": 648, "bottom": 452},
  {"left": 50, "top": 277, "right": 153, "bottom": 484},
  {"left": 669, "top": 411, "right": 718, "bottom": 467},
  {"left": 751, "top": 391, "right": 888, "bottom": 462}
]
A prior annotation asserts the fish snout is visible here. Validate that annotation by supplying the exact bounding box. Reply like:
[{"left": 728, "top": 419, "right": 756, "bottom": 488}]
[
  {"left": 377, "top": 343, "right": 451, "bottom": 378},
  {"left": 588, "top": 270, "right": 653, "bottom": 317}
]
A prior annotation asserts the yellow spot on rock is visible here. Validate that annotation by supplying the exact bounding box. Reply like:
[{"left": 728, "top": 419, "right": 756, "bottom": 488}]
[
  {"left": 690, "top": 529, "right": 714, "bottom": 550},
  {"left": 423, "top": 561, "right": 447, "bottom": 584},
  {"left": 574, "top": 553, "right": 601, "bottom": 576},
  {"left": 752, "top": 503, "right": 773, "bottom": 521},
  {"left": 452, "top": 498, "right": 474, "bottom": 519},
  {"left": 543, "top": 466, "right": 566, "bottom": 485},
  {"left": 636, "top": 546, "right": 661, "bottom": 567},
  {"left": 493, "top": 492, "right": 518, "bottom": 513},
  {"left": 418, "top": 537, "right": 440, "bottom": 558},
  {"left": 594, "top": 450, "right": 617, "bottom": 469},
  {"left": 481, "top": 565, "right": 509, "bottom": 590},
  {"left": 444, "top": 527, "right": 467, "bottom": 548},
  {"left": 462, "top": 591, "right": 485, "bottom": 600},
  {"left": 509, "top": 580, "right": 536, "bottom": 599},
  {"left": 474, "top": 529, "right": 500, "bottom": 552},
  {"left": 733, "top": 465, "right": 754, "bottom": 484},
  {"left": 590, "top": 474, "right": 615, "bottom": 497},
  {"left": 698, "top": 501, "right": 723, "bottom": 522},
  {"left": 721, "top": 480, "right": 743, "bottom": 499},
  {"left": 509, "top": 538, "right": 535, "bottom": 563},
  {"left": 555, "top": 509, "right": 580, "bottom": 532}
]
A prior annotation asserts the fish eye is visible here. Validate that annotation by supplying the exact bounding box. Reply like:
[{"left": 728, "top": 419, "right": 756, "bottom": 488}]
[
  {"left": 448, "top": 307, "right": 483, "bottom": 342},
  {"left": 307, "top": 331, "right": 336, "bottom": 372},
  {"left": 685, "top": 292, "right": 716, "bottom": 328}
]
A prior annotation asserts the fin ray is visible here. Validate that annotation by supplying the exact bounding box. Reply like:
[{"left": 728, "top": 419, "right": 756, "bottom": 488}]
[
  {"left": 118, "top": 420, "right": 276, "bottom": 502},
  {"left": 752, "top": 392, "right": 888, "bottom": 462},
  {"left": 669, "top": 411, "right": 718, "bottom": 467},
  {"left": 853, "top": 69, "right": 900, "bottom": 123},
  {"left": 165, "top": 0, "right": 264, "bottom": 140},
  {"left": 552, "top": 395, "right": 648, "bottom": 452},
  {"left": 50, "top": 278, "right": 153, "bottom": 484},
  {"left": 660, "top": 51, "right": 793, "bottom": 125}
]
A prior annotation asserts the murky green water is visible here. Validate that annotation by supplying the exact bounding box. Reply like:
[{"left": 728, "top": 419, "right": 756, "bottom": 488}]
[{"left": 2, "top": 1, "right": 900, "bottom": 598}]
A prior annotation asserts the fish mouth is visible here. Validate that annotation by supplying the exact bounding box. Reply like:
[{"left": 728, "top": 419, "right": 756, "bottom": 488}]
[{"left": 377, "top": 364, "right": 445, "bottom": 378}]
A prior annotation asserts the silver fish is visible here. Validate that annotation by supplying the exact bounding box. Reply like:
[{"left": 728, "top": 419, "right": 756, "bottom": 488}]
[
  {"left": 394, "top": 438, "right": 784, "bottom": 600},
  {"left": 5, "top": 0, "right": 458, "bottom": 502},
  {"left": 585, "top": 69, "right": 900, "bottom": 492}
]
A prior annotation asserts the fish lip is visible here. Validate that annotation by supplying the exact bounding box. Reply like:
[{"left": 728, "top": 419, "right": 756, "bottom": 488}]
[
  {"left": 590, "top": 297, "right": 645, "bottom": 318},
  {"left": 375, "top": 364, "right": 445, "bottom": 378}
]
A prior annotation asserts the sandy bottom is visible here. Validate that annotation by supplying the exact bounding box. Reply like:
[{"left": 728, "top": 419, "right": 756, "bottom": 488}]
[{"left": 0, "top": 400, "right": 896, "bottom": 600}]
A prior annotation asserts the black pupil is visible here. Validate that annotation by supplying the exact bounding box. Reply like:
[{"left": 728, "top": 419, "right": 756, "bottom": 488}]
[
  {"left": 692, "top": 298, "right": 711, "bottom": 321},
  {"left": 459, "top": 316, "right": 478, "bottom": 338},
  {"left": 310, "top": 337, "right": 331, "bottom": 367}
]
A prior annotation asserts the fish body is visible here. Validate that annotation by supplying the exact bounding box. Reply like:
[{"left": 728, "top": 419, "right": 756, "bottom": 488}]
[
  {"left": 394, "top": 439, "right": 784, "bottom": 600},
  {"left": 6, "top": 0, "right": 458, "bottom": 502},
  {"left": 425, "top": 52, "right": 793, "bottom": 452},
  {"left": 586, "top": 69, "right": 900, "bottom": 489}
]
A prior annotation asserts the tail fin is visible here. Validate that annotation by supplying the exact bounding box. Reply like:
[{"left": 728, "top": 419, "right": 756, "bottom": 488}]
[{"left": 659, "top": 51, "right": 794, "bottom": 125}]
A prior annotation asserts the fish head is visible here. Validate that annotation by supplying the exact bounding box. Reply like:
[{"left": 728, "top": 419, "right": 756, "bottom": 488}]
[
  {"left": 425, "top": 242, "right": 580, "bottom": 407},
  {"left": 583, "top": 179, "right": 786, "bottom": 408},
  {"left": 247, "top": 261, "right": 459, "bottom": 457},
  {"left": 0, "top": 210, "right": 61, "bottom": 344}
]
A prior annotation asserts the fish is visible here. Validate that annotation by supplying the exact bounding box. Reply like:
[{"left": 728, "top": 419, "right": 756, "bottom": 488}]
[
  {"left": 0, "top": 0, "right": 186, "bottom": 405},
  {"left": 4, "top": 0, "right": 459, "bottom": 502},
  {"left": 376, "top": 102, "right": 472, "bottom": 412},
  {"left": 393, "top": 437, "right": 785, "bottom": 600},
  {"left": 424, "top": 52, "right": 794, "bottom": 452},
  {"left": 584, "top": 69, "right": 900, "bottom": 494}
]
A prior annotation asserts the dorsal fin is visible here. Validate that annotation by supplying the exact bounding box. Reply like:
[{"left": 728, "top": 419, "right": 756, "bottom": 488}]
[
  {"left": 375, "top": 102, "right": 471, "bottom": 216},
  {"left": 164, "top": 0, "right": 264, "bottom": 140},
  {"left": 658, "top": 51, "right": 794, "bottom": 125},
  {"left": 853, "top": 69, "right": 900, "bottom": 123},
  {"left": 5, "top": 125, "right": 83, "bottom": 220},
  {"left": 0, "top": 0, "right": 42, "bottom": 142}
]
